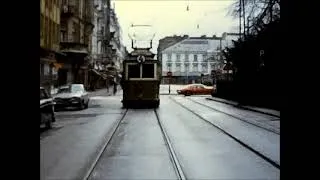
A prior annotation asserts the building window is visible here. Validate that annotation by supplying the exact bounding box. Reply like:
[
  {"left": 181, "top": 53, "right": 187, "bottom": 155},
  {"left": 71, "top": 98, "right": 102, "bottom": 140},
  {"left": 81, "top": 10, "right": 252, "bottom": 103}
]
[
  {"left": 202, "top": 64, "right": 208, "bottom": 72},
  {"left": 48, "top": 19, "right": 52, "bottom": 48},
  {"left": 101, "top": 26, "right": 104, "bottom": 34},
  {"left": 56, "top": 24, "right": 60, "bottom": 44},
  {"left": 45, "top": 17, "right": 49, "bottom": 47},
  {"left": 168, "top": 54, "right": 172, "bottom": 62},
  {"left": 185, "top": 54, "right": 189, "bottom": 61},
  {"left": 61, "top": 31, "right": 66, "bottom": 42},
  {"left": 176, "top": 54, "right": 180, "bottom": 61},
  {"left": 194, "top": 54, "right": 198, "bottom": 61},
  {"left": 40, "top": 14, "right": 43, "bottom": 38},
  {"left": 176, "top": 63, "right": 181, "bottom": 71},
  {"left": 203, "top": 55, "right": 207, "bottom": 62},
  {"left": 40, "top": 64, "right": 44, "bottom": 76},
  {"left": 167, "top": 62, "right": 172, "bottom": 71},
  {"left": 193, "top": 63, "right": 198, "bottom": 71}
]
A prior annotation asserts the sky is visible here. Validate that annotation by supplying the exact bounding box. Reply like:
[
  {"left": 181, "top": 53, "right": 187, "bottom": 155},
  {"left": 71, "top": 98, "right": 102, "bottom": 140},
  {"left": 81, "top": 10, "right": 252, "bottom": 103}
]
[{"left": 112, "top": 0, "right": 238, "bottom": 53}]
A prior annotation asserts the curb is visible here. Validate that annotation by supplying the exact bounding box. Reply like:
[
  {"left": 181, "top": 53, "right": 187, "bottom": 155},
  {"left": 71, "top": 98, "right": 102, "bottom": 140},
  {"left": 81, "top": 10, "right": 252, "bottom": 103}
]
[{"left": 206, "top": 97, "right": 280, "bottom": 118}]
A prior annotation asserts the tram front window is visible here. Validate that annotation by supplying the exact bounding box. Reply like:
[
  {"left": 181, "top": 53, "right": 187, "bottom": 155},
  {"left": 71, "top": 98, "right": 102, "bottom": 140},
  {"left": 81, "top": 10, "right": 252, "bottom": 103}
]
[
  {"left": 142, "top": 64, "right": 154, "bottom": 78},
  {"left": 128, "top": 64, "right": 140, "bottom": 78}
]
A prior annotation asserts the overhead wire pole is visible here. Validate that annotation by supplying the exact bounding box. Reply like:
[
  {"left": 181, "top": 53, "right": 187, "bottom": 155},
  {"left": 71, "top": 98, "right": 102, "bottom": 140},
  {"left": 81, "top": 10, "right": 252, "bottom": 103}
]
[
  {"left": 242, "top": 0, "right": 246, "bottom": 38},
  {"left": 239, "top": 0, "right": 242, "bottom": 39}
]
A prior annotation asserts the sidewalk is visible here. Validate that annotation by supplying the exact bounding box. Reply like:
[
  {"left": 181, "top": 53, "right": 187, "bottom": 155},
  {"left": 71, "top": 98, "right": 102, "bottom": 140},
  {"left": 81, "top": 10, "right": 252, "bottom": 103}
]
[
  {"left": 88, "top": 86, "right": 123, "bottom": 97},
  {"left": 206, "top": 96, "right": 280, "bottom": 118},
  {"left": 87, "top": 88, "right": 112, "bottom": 97}
]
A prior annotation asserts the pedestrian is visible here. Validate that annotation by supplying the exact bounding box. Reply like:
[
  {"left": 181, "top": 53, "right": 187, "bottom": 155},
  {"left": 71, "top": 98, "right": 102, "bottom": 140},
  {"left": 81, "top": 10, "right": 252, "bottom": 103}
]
[
  {"left": 113, "top": 78, "right": 117, "bottom": 95},
  {"left": 106, "top": 79, "right": 109, "bottom": 93}
]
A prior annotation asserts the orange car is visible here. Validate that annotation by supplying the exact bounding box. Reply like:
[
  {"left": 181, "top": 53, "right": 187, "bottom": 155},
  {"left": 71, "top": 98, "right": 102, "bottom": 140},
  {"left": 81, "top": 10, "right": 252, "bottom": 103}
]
[{"left": 177, "top": 84, "right": 215, "bottom": 96}]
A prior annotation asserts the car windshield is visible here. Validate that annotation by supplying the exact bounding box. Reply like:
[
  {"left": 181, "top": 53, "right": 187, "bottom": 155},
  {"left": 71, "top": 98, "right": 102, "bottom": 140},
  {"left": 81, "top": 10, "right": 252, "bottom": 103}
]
[
  {"left": 71, "top": 85, "right": 84, "bottom": 93},
  {"left": 57, "top": 87, "right": 71, "bottom": 93}
]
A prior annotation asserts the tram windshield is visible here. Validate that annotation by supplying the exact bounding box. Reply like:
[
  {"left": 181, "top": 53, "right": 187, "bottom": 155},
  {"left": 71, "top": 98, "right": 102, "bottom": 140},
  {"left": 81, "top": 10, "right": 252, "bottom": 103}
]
[
  {"left": 128, "top": 64, "right": 140, "bottom": 78},
  {"left": 142, "top": 64, "right": 154, "bottom": 78}
]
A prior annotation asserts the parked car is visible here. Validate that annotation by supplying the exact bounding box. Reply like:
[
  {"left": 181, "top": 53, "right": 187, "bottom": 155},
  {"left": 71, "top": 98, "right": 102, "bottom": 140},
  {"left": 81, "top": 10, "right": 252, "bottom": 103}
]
[
  {"left": 177, "top": 84, "right": 215, "bottom": 96},
  {"left": 40, "top": 87, "right": 55, "bottom": 129},
  {"left": 53, "top": 84, "right": 90, "bottom": 110}
]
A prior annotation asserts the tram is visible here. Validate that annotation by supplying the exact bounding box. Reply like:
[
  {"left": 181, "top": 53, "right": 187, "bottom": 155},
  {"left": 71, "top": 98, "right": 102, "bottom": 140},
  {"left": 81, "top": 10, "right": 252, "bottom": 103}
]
[{"left": 120, "top": 25, "right": 161, "bottom": 108}]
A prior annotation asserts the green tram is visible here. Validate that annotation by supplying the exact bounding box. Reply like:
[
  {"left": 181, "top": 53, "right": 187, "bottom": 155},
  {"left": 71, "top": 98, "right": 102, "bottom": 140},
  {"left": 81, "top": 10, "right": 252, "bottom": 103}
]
[{"left": 120, "top": 47, "right": 161, "bottom": 108}]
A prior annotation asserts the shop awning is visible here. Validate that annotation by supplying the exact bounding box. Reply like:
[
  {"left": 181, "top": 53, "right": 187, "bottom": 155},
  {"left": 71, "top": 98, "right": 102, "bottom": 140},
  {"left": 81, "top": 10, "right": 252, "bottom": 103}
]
[
  {"left": 61, "top": 49, "right": 89, "bottom": 55},
  {"left": 90, "top": 69, "right": 107, "bottom": 80}
]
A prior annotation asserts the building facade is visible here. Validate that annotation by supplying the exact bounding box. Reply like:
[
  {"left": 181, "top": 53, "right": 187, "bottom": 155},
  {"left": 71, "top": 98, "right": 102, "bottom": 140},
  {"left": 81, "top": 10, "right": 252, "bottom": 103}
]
[
  {"left": 40, "top": 0, "right": 65, "bottom": 91},
  {"left": 89, "top": 0, "right": 126, "bottom": 90},
  {"left": 159, "top": 36, "right": 224, "bottom": 84},
  {"left": 221, "top": 32, "right": 240, "bottom": 49},
  {"left": 59, "top": 0, "right": 94, "bottom": 89},
  {"left": 157, "top": 35, "right": 189, "bottom": 63}
]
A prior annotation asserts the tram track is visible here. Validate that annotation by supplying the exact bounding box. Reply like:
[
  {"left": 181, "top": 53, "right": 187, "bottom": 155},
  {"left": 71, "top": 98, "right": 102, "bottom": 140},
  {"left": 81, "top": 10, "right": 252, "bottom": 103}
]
[
  {"left": 154, "top": 109, "right": 186, "bottom": 180},
  {"left": 186, "top": 97, "right": 280, "bottom": 135},
  {"left": 169, "top": 96, "right": 280, "bottom": 170},
  {"left": 84, "top": 108, "right": 185, "bottom": 180},
  {"left": 83, "top": 109, "right": 129, "bottom": 180}
]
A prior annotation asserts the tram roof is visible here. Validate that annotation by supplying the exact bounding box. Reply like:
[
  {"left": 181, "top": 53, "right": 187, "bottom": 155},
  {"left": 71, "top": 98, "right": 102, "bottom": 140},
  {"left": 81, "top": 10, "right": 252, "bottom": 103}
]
[{"left": 129, "top": 48, "right": 155, "bottom": 57}]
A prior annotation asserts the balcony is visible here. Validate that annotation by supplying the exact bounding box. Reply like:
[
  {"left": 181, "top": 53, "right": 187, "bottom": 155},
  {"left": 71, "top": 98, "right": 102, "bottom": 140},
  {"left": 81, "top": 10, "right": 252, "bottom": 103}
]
[
  {"left": 61, "top": 5, "right": 78, "bottom": 17},
  {"left": 60, "top": 23, "right": 67, "bottom": 31},
  {"left": 60, "top": 37, "right": 88, "bottom": 50},
  {"left": 97, "top": 30, "right": 104, "bottom": 39},
  {"left": 40, "top": 74, "right": 58, "bottom": 84},
  {"left": 97, "top": 11, "right": 104, "bottom": 18}
]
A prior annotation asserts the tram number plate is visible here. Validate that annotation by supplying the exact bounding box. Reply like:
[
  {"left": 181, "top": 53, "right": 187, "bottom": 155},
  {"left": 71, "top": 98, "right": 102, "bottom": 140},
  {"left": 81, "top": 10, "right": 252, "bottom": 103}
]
[{"left": 167, "top": 71, "right": 172, "bottom": 77}]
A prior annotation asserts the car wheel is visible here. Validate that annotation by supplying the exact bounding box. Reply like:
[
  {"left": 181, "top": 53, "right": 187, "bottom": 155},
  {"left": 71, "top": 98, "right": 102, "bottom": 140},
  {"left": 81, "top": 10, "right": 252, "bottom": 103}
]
[
  {"left": 85, "top": 101, "right": 89, "bottom": 109},
  {"left": 122, "top": 102, "right": 128, "bottom": 108},
  {"left": 79, "top": 100, "right": 85, "bottom": 110},
  {"left": 154, "top": 100, "right": 160, "bottom": 108},
  {"left": 185, "top": 91, "right": 191, "bottom": 96},
  {"left": 51, "top": 111, "right": 56, "bottom": 122},
  {"left": 45, "top": 113, "right": 53, "bottom": 129}
]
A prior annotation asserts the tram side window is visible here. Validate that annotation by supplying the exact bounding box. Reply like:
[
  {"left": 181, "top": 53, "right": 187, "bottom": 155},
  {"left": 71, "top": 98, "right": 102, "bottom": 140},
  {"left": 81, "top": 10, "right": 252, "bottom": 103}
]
[
  {"left": 128, "top": 64, "right": 140, "bottom": 78},
  {"left": 142, "top": 64, "right": 154, "bottom": 78}
]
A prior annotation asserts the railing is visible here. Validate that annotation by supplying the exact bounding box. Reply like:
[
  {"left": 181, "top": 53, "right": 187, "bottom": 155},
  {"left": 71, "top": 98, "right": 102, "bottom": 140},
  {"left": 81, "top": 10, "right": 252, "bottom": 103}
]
[
  {"left": 40, "top": 74, "right": 58, "bottom": 83},
  {"left": 97, "top": 30, "right": 104, "bottom": 38},
  {"left": 61, "top": 5, "right": 78, "bottom": 15}
]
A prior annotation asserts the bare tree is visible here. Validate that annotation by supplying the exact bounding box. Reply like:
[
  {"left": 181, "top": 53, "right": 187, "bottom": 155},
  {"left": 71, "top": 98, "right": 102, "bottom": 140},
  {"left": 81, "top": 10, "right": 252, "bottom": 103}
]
[{"left": 228, "top": 0, "right": 280, "bottom": 35}]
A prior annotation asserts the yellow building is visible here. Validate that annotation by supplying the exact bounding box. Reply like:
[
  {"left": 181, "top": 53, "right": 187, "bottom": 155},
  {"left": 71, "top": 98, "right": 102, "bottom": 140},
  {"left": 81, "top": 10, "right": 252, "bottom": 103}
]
[
  {"left": 40, "top": 0, "right": 64, "bottom": 91},
  {"left": 40, "top": 0, "right": 60, "bottom": 51},
  {"left": 59, "top": 0, "right": 94, "bottom": 88}
]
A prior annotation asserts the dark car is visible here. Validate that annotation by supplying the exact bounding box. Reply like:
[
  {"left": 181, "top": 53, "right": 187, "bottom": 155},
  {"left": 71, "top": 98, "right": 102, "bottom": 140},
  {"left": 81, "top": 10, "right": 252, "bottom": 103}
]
[
  {"left": 53, "top": 84, "right": 90, "bottom": 110},
  {"left": 40, "top": 87, "right": 55, "bottom": 129}
]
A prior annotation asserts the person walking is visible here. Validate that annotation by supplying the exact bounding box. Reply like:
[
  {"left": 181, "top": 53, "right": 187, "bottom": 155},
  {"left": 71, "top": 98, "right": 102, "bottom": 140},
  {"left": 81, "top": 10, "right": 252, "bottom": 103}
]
[
  {"left": 113, "top": 77, "right": 117, "bottom": 95},
  {"left": 106, "top": 79, "right": 109, "bottom": 94}
]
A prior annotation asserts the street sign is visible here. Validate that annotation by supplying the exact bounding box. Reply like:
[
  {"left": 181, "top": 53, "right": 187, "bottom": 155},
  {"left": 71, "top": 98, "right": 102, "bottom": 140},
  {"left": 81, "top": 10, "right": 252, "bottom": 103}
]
[{"left": 167, "top": 71, "right": 172, "bottom": 77}]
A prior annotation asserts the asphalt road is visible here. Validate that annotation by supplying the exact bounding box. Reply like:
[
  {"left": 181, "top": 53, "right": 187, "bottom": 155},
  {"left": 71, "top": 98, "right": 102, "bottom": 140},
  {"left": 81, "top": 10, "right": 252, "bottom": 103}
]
[{"left": 40, "top": 91, "right": 280, "bottom": 180}]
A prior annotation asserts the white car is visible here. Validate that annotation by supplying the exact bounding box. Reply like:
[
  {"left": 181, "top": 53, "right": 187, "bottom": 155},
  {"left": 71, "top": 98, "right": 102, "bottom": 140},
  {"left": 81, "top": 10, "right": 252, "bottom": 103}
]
[{"left": 53, "top": 84, "right": 90, "bottom": 110}]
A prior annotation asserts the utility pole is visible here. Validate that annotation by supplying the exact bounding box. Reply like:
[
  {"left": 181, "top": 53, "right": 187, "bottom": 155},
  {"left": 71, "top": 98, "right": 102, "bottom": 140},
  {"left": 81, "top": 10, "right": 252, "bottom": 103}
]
[
  {"left": 247, "top": 17, "right": 250, "bottom": 36},
  {"left": 239, "top": 0, "right": 242, "bottom": 39},
  {"left": 242, "top": 0, "right": 246, "bottom": 38}
]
